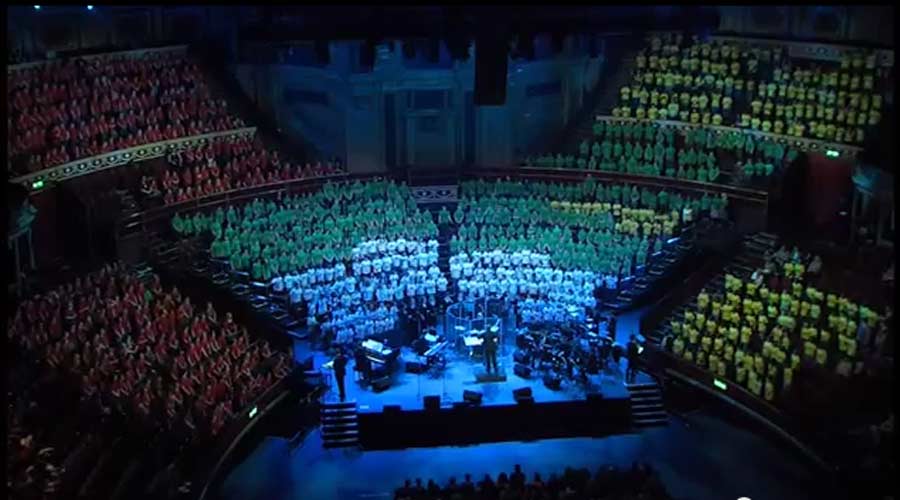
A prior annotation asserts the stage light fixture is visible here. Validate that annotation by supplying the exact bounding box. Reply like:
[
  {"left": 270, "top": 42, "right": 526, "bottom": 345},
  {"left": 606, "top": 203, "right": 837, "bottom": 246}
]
[
  {"left": 713, "top": 378, "right": 728, "bottom": 391},
  {"left": 33, "top": 5, "right": 41, "bottom": 9},
  {"left": 248, "top": 406, "right": 258, "bottom": 418},
  {"left": 826, "top": 149, "right": 840, "bottom": 158},
  {"left": 31, "top": 180, "right": 44, "bottom": 190},
  {"left": 87, "top": 5, "right": 93, "bottom": 10}
]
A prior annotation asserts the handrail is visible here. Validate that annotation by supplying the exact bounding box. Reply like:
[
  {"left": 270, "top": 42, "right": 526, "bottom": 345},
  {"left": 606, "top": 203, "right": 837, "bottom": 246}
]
[
  {"left": 11, "top": 128, "right": 258, "bottom": 192},
  {"left": 126, "top": 166, "right": 769, "bottom": 238},
  {"left": 471, "top": 166, "right": 769, "bottom": 204},
  {"left": 649, "top": 345, "right": 834, "bottom": 473},
  {"left": 708, "top": 34, "right": 894, "bottom": 67},
  {"left": 6, "top": 45, "right": 189, "bottom": 73},
  {"left": 591, "top": 115, "right": 864, "bottom": 158},
  {"left": 130, "top": 172, "right": 374, "bottom": 228}
]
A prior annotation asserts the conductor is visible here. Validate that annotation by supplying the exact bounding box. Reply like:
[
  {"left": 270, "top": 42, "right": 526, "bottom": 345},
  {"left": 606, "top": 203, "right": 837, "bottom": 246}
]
[
  {"left": 333, "top": 349, "right": 349, "bottom": 402},
  {"left": 483, "top": 330, "right": 499, "bottom": 375}
]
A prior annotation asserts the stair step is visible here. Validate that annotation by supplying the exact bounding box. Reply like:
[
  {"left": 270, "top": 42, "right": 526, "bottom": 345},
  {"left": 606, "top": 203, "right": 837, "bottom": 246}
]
[
  {"left": 322, "top": 414, "right": 357, "bottom": 424},
  {"left": 322, "top": 428, "right": 359, "bottom": 438},
  {"left": 634, "top": 418, "right": 669, "bottom": 427}
]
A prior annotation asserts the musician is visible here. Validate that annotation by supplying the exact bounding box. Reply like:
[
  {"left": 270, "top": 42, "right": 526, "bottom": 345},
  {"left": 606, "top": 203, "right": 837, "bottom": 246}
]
[
  {"left": 333, "top": 349, "right": 349, "bottom": 402},
  {"left": 484, "top": 329, "right": 499, "bottom": 375},
  {"left": 626, "top": 335, "right": 640, "bottom": 383},
  {"left": 354, "top": 346, "right": 372, "bottom": 382}
]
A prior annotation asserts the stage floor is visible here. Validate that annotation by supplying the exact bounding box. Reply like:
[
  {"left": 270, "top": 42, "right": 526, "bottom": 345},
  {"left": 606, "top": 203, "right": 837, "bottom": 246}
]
[{"left": 295, "top": 342, "right": 649, "bottom": 413}]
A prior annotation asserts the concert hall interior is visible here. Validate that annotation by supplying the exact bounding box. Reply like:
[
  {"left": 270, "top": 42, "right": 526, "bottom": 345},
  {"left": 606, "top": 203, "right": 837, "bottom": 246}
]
[{"left": 6, "top": 5, "right": 895, "bottom": 500}]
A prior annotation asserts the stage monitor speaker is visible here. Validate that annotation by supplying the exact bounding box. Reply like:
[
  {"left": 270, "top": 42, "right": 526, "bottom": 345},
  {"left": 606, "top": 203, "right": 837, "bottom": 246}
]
[
  {"left": 463, "top": 390, "right": 483, "bottom": 405},
  {"left": 453, "top": 401, "right": 470, "bottom": 409},
  {"left": 543, "top": 374, "right": 561, "bottom": 391},
  {"left": 514, "top": 363, "right": 532, "bottom": 378},
  {"left": 513, "top": 387, "right": 532, "bottom": 400},
  {"left": 424, "top": 395, "right": 441, "bottom": 411},
  {"left": 474, "top": 35, "right": 508, "bottom": 106},
  {"left": 405, "top": 359, "right": 426, "bottom": 374},
  {"left": 383, "top": 404, "right": 402, "bottom": 414},
  {"left": 371, "top": 376, "right": 391, "bottom": 393},
  {"left": 586, "top": 392, "right": 604, "bottom": 403}
]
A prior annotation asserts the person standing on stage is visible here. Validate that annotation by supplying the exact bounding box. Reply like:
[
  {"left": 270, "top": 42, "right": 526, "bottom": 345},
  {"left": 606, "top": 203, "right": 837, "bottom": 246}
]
[
  {"left": 484, "top": 330, "right": 499, "bottom": 375},
  {"left": 626, "top": 335, "right": 640, "bottom": 383},
  {"left": 333, "top": 349, "right": 349, "bottom": 402}
]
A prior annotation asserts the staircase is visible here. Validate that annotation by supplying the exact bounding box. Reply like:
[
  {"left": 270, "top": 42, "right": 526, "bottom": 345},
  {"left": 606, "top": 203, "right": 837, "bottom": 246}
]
[
  {"left": 644, "top": 231, "right": 779, "bottom": 347},
  {"left": 189, "top": 43, "right": 317, "bottom": 165},
  {"left": 320, "top": 401, "right": 360, "bottom": 449},
  {"left": 626, "top": 380, "right": 669, "bottom": 428},
  {"left": 549, "top": 51, "right": 639, "bottom": 157}
]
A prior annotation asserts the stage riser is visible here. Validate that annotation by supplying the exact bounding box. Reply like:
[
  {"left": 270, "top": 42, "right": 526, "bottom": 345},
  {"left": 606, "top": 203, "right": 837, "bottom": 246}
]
[{"left": 357, "top": 398, "right": 631, "bottom": 450}]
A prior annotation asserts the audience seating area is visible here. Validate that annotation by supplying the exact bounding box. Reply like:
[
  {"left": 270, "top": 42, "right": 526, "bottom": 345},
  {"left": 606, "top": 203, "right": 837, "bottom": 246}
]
[
  {"left": 174, "top": 180, "right": 437, "bottom": 282},
  {"left": 7, "top": 262, "right": 292, "bottom": 450},
  {"left": 139, "top": 133, "right": 345, "bottom": 206},
  {"left": 529, "top": 119, "right": 800, "bottom": 184},
  {"left": 614, "top": 33, "right": 888, "bottom": 144},
  {"left": 659, "top": 245, "right": 889, "bottom": 405},
  {"left": 394, "top": 463, "right": 672, "bottom": 500},
  {"left": 7, "top": 50, "right": 245, "bottom": 176},
  {"left": 451, "top": 179, "right": 726, "bottom": 280}
]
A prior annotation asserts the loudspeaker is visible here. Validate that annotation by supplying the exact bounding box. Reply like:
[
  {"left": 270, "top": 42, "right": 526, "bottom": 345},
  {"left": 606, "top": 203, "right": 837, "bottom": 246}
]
[
  {"left": 371, "top": 376, "right": 391, "bottom": 392},
  {"left": 360, "top": 39, "right": 376, "bottom": 68},
  {"left": 463, "top": 390, "right": 483, "bottom": 405},
  {"left": 424, "top": 395, "right": 441, "bottom": 411},
  {"left": 383, "top": 404, "right": 402, "bottom": 414},
  {"left": 474, "top": 35, "right": 508, "bottom": 106},
  {"left": 405, "top": 359, "right": 426, "bottom": 374},
  {"left": 315, "top": 40, "right": 330, "bottom": 65},
  {"left": 543, "top": 374, "right": 561, "bottom": 390},
  {"left": 514, "top": 363, "right": 532, "bottom": 378},
  {"left": 513, "top": 387, "right": 532, "bottom": 400},
  {"left": 453, "top": 401, "right": 470, "bottom": 409}
]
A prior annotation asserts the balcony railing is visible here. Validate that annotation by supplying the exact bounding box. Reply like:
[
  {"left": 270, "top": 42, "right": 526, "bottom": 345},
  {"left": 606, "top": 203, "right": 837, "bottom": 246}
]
[{"left": 11, "top": 128, "right": 257, "bottom": 192}]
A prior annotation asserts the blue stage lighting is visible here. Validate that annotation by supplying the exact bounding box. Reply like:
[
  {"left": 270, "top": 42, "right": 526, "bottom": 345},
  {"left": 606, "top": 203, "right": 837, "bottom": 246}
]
[
  {"left": 34, "top": 5, "right": 41, "bottom": 10},
  {"left": 87, "top": 5, "right": 94, "bottom": 10}
]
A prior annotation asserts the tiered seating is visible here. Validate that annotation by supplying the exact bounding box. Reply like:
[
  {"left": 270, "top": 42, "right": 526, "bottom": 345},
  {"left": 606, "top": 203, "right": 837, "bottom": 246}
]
[
  {"left": 7, "top": 262, "right": 292, "bottom": 444},
  {"left": 7, "top": 357, "right": 78, "bottom": 500},
  {"left": 614, "top": 33, "right": 886, "bottom": 144},
  {"left": 395, "top": 463, "right": 672, "bottom": 500},
  {"left": 530, "top": 119, "right": 800, "bottom": 182},
  {"left": 175, "top": 180, "right": 441, "bottom": 345},
  {"left": 7, "top": 50, "right": 245, "bottom": 176},
  {"left": 660, "top": 247, "right": 886, "bottom": 405},
  {"left": 140, "top": 133, "right": 345, "bottom": 205},
  {"left": 444, "top": 179, "right": 726, "bottom": 322},
  {"left": 451, "top": 179, "right": 725, "bottom": 279}
]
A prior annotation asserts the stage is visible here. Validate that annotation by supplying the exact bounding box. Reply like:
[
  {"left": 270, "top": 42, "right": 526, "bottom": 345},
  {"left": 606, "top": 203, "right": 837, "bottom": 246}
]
[{"left": 293, "top": 340, "right": 647, "bottom": 450}]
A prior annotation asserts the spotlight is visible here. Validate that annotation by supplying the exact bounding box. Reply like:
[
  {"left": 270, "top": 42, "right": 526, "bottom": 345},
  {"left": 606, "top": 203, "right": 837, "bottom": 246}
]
[
  {"left": 33, "top": 4, "right": 41, "bottom": 9},
  {"left": 87, "top": 5, "right": 93, "bottom": 10}
]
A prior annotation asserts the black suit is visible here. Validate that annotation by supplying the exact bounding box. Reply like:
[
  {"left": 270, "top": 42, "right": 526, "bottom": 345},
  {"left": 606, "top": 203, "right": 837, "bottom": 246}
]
[{"left": 333, "top": 354, "right": 348, "bottom": 401}]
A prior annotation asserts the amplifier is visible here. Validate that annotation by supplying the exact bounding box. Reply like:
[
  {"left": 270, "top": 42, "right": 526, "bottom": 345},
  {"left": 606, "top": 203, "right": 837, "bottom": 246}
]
[
  {"left": 543, "top": 374, "right": 561, "bottom": 390},
  {"left": 424, "top": 395, "right": 441, "bottom": 411},
  {"left": 463, "top": 390, "right": 483, "bottom": 405},
  {"left": 513, "top": 387, "right": 532, "bottom": 400},
  {"left": 513, "top": 363, "right": 532, "bottom": 378}
]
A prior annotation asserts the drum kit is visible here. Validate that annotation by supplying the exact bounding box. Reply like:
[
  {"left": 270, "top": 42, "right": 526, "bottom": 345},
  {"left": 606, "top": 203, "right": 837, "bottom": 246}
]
[{"left": 513, "top": 321, "right": 613, "bottom": 386}]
